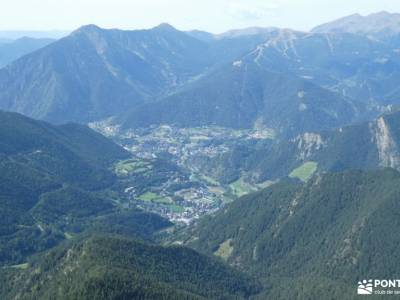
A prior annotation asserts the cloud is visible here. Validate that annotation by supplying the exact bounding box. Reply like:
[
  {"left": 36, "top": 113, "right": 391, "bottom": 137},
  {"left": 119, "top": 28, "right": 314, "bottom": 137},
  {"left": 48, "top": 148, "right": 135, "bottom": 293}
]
[{"left": 228, "top": 2, "right": 279, "bottom": 20}]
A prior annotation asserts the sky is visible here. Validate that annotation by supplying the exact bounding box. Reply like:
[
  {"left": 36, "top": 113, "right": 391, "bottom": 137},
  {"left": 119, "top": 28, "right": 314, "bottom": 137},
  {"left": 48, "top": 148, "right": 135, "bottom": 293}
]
[{"left": 0, "top": 0, "right": 400, "bottom": 33}]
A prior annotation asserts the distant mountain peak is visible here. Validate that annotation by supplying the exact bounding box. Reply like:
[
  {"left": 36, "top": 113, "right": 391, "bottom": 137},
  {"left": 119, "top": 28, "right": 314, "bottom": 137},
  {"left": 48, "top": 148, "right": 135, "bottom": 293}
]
[
  {"left": 370, "top": 10, "right": 396, "bottom": 17},
  {"left": 72, "top": 24, "right": 103, "bottom": 36},
  {"left": 344, "top": 13, "right": 362, "bottom": 18},
  {"left": 153, "top": 23, "right": 177, "bottom": 31},
  {"left": 312, "top": 11, "right": 400, "bottom": 37},
  {"left": 217, "top": 26, "right": 279, "bottom": 39}
]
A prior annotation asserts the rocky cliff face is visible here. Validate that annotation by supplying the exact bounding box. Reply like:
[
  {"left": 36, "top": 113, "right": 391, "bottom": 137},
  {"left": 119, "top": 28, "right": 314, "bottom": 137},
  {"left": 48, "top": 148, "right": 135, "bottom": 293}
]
[{"left": 372, "top": 116, "right": 400, "bottom": 168}]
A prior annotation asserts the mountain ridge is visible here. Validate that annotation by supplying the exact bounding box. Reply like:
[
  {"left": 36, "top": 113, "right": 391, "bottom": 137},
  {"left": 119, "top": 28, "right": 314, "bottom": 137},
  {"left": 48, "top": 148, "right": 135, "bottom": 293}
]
[
  {"left": 312, "top": 11, "right": 400, "bottom": 37},
  {"left": 0, "top": 37, "right": 54, "bottom": 67},
  {"left": 1, "top": 15, "right": 399, "bottom": 137}
]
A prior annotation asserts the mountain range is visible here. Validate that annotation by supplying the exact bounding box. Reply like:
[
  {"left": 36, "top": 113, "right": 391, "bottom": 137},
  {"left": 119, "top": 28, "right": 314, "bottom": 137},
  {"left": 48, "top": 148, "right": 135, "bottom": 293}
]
[
  {"left": 0, "top": 24, "right": 215, "bottom": 123},
  {"left": 312, "top": 11, "right": 400, "bottom": 37},
  {"left": 0, "top": 37, "right": 54, "bottom": 67},
  {"left": 0, "top": 30, "right": 69, "bottom": 40},
  {"left": 1, "top": 12, "right": 400, "bottom": 138},
  {"left": 2, "top": 11, "right": 400, "bottom": 300}
]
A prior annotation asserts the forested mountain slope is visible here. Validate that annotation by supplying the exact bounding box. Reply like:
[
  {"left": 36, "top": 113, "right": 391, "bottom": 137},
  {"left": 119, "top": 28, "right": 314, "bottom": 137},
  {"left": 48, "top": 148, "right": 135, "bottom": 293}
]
[
  {"left": 182, "top": 169, "right": 400, "bottom": 299},
  {"left": 0, "top": 111, "right": 172, "bottom": 267},
  {"left": 0, "top": 236, "right": 260, "bottom": 300}
]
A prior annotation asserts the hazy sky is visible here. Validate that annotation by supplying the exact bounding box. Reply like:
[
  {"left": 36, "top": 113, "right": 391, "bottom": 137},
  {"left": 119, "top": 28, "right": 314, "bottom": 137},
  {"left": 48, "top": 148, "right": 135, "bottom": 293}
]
[{"left": 1, "top": 0, "right": 400, "bottom": 33}]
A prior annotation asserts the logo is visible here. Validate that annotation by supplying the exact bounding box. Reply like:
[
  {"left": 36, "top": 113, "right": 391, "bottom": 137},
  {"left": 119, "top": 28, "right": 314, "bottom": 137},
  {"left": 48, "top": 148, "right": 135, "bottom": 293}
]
[
  {"left": 357, "top": 279, "right": 400, "bottom": 295},
  {"left": 358, "top": 280, "right": 373, "bottom": 295}
]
